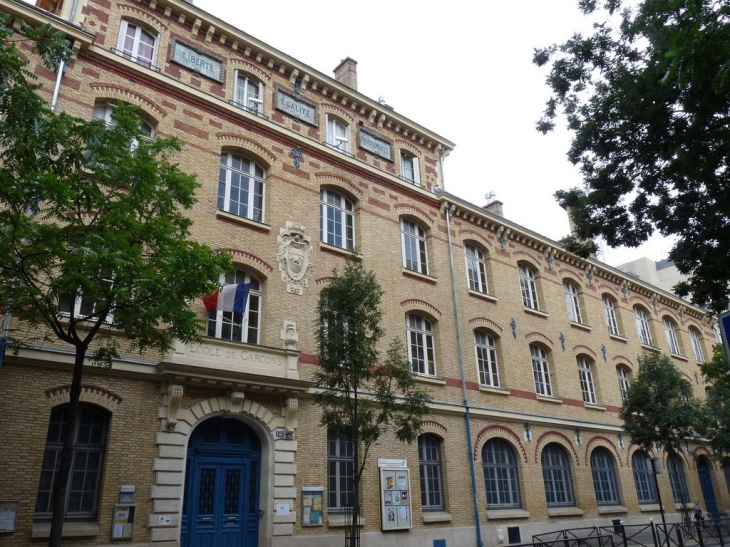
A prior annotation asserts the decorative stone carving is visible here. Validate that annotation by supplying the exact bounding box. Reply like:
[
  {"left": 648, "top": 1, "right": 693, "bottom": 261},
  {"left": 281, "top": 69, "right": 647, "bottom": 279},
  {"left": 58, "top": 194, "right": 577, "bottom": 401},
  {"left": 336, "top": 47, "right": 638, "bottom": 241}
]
[
  {"left": 283, "top": 397, "right": 298, "bottom": 439},
  {"left": 281, "top": 320, "right": 299, "bottom": 350},
  {"left": 166, "top": 384, "right": 184, "bottom": 430},
  {"left": 277, "top": 222, "right": 313, "bottom": 295},
  {"left": 228, "top": 391, "right": 246, "bottom": 414}
]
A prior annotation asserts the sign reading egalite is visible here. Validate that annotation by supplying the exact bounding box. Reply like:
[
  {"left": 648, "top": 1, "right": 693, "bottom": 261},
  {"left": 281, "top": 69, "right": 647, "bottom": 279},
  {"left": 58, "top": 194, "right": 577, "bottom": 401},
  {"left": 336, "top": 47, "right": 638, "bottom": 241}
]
[
  {"left": 276, "top": 90, "right": 318, "bottom": 126},
  {"left": 171, "top": 40, "right": 224, "bottom": 82}
]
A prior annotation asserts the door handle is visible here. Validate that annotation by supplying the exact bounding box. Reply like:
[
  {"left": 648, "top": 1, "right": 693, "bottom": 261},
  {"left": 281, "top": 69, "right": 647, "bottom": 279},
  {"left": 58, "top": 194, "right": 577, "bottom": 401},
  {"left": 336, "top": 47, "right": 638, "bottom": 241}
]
[{"left": 201, "top": 517, "right": 212, "bottom": 521}]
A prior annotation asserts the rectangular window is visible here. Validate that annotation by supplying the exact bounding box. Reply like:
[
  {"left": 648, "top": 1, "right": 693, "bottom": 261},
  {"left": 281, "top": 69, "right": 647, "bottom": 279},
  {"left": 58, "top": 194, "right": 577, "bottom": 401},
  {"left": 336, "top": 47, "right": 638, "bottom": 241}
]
[
  {"left": 328, "top": 431, "right": 354, "bottom": 512},
  {"left": 603, "top": 296, "right": 619, "bottom": 336},
  {"left": 530, "top": 344, "right": 552, "bottom": 397},
  {"left": 400, "top": 152, "right": 420, "bottom": 185}
]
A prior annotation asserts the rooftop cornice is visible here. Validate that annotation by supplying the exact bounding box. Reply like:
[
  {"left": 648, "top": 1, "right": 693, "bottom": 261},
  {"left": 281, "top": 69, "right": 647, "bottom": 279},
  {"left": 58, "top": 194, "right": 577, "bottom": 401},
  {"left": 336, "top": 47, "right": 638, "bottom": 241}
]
[{"left": 436, "top": 192, "right": 710, "bottom": 318}]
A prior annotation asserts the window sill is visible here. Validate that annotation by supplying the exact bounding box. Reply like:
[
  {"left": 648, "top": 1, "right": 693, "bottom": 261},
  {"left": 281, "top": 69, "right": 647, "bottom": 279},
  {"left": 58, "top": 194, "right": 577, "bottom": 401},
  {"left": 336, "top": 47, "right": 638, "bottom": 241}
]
[
  {"left": 585, "top": 403, "right": 607, "bottom": 411},
  {"left": 598, "top": 505, "right": 628, "bottom": 515},
  {"left": 537, "top": 395, "right": 563, "bottom": 404},
  {"left": 639, "top": 504, "right": 662, "bottom": 512},
  {"left": 640, "top": 344, "right": 661, "bottom": 353},
  {"left": 216, "top": 210, "right": 271, "bottom": 231},
  {"left": 523, "top": 307, "right": 548, "bottom": 319},
  {"left": 468, "top": 290, "right": 498, "bottom": 304},
  {"left": 670, "top": 353, "right": 689, "bottom": 363},
  {"left": 327, "top": 514, "right": 365, "bottom": 528},
  {"left": 609, "top": 333, "right": 628, "bottom": 343},
  {"left": 570, "top": 321, "right": 592, "bottom": 332},
  {"left": 486, "top": 509, "right": 530, "bottom": 520},
  {"left": 547, "top": 507, "right": 584, "bottom": 518},
  {"left": 414, "top": 375, "right": 446, "bottom": 386},
  {"left": 31, "top": 521, "right": 99, "bottom": 538},
  {"left": 421, "top": 511, "right": 452, "bottom": 523},
  {"left": 480, "top": 385, "right": 510, "bottom": 396},
  {"left": 402, "top": 268, "right": 437, "bottom": 283},
  {"left": 319, "top": 241, "right": 358, "bottom": 257}
]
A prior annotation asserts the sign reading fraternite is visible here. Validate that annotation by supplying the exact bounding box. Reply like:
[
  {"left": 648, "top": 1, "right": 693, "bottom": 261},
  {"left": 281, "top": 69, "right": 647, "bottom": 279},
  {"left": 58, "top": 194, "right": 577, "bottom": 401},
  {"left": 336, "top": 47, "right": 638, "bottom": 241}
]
[
  {"left": 276, "top": 90, "right": 318, "bottom": 126},
  {"left": 358, "top": 129, "right": 393, "bottom": 161},
  {"left": 171, "top": 40, "right": 224, "bottom": 82}
]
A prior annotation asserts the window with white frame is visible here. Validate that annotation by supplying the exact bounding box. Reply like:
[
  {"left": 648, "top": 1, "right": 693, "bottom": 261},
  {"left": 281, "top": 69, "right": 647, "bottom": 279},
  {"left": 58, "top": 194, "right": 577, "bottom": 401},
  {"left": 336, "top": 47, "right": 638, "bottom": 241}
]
[
  {"left": 465, "top": 244, "right": 489, "bottom": 294},
  {"left": 234, "top": 73, "right": 264, "bottom": 115},
  {"left": 117, "top": 20, "right": 157, "bottom": 68},
  {"left": 92, "top": 103, "right": 154, "bottom": 149},
  {"left": 419, "top": 434, "right": 444, "bottom": 511},
  {"left": 407, "top": 313, "right": 436, "bottom": 376},
  {"left": 530, "top": 344, "right": 552, "bottom": 397},
  {"left": 218, "top": 152, "right": 265, "bottom": 222},
  {"left": 663, "top": 317, "right": 681, "bottom": 355},
  {"left": 475, "top": 330, "right": 499, "bottom": 388},
  {"left": 401, "top": 219, "right": 429, "bottom": 275},
  {"left": 35, "top": 405, "right": 109, "bottom": 521},
  {"left": 326, "top": 116, "right": 350, "bottom": 154},
  {"left": 519, "top": 264, "right": 539, "bottom": 310},
  {"left": 577, "top": 356, "right": 597, "bottom": 404},
  {"left": 603, "top": 295, "right": 620, "bottom": 336},
  {"left": 400, "top": 152, "right": 420, "bottom": 185},
  {"left": 320, "top": 189, "right": 354, "bottom": 250},
  {"left": 564, "top": 281, "right": 583, "bottom": 323},
  {"left": 689, "top": 327, "right": 705, "bottom": 363},
  {"left": 634, "top": 306, "right": 653, "bottom": 346},
  {"left": 617, "top": 366, "right": 631, "bottom": 402},
  {"left": 207, "top": 270, "right": 261, "bottom": 345},
  {"left": 58, "top": 269, "right": 115, "bottom": 323}
]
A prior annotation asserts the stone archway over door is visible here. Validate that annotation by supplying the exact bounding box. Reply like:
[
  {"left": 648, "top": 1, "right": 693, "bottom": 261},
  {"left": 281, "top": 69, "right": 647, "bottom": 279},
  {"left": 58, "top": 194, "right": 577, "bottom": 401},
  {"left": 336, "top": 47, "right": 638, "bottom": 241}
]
[{"left": 181, "top": 417, "right": 260, "bottom": 547}]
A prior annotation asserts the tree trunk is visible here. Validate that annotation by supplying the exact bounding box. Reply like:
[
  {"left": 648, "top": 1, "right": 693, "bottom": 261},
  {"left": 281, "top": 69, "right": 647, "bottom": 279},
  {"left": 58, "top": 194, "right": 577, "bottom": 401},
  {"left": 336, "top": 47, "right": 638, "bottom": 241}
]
[{"left": 48, "top": 344, "right": 87, "bottom": 547}]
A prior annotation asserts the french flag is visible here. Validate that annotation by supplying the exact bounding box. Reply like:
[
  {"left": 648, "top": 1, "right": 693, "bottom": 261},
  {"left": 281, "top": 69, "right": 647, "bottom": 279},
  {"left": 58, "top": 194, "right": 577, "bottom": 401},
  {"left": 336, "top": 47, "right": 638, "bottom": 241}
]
[{"left": 203, "top": 283, "right": 251, "bottom": 313}]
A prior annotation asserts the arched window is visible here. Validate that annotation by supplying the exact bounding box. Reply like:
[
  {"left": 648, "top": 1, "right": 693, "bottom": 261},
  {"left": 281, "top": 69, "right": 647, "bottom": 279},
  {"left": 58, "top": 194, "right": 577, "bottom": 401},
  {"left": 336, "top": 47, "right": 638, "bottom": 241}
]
[
  {"left": 518, "top": 264, "right": 539, "bottom": 310},
  {"left": 634, "top": 306, "right": 653, "bottom": 346},
  {"left": 590, "top": 447, "right": 620, "bottom": 506},
  {"left": 218, "top": 152, "right": 266, "bottom": 222},
  {"left": 327, "top": 430, "right": 354, "bottom": 513},
  {"left": 564, "top": 281, "right": 583, "bottom": 323},
  {"left": 234, "top": 73, "right": 264, "bottom": 115},
  {"left": 482, "top": 439, "right": 521, "bottom": 509},
  {"left": 541, "top": 444, "right": 575, "bottom": 507},
  {"left": 603, "top": 295, "right": 620, "bottom": 336},
  {"left": 663, "top": 317, "right": 681, "bottom": 355},
  {"left": 617, "top": 366, "right": 631, "bottom": 402},
  {"left": 320, "top": 189, "right": 355, "bottom": 250},
  {"left": 117, "top": 20, "right": 158, "bottom": 68},
  {"left": 530, "top": 344, "right": 552, "bottom": 397},
  {"left": 35, "top": 404, "right": 109, "bottom": 521},
  {"left": 689, "top": 327, "right": 706, "bottom": 363},
  {"left": 208, "top": 269, "right": 262, "bottom": 344},
  {"left": 465, "top": 244, "right": 489, "bottom": 294},
  {"left": 406, "top": 313, "right": 436, "bottom": 376},
  {"left": 632, "top": 451, "right": 658, "bottom": 504},
  {"left": 400, "top": 219, "right": 429, "bottom": 274},
  {"left": 92, "top": 102, "right": 154, "bottom": 152},
  {"left": 667, "top": 453, "right": 689, "bottom": 504},
  {"left": 577, "top": 356, "right": 597, "bottom": 404},
  {"left": 326, "top": 115, "right": 350, "bottom": 154},
  {"left": 419, "top": 434, "right": 444, "bottom": 511},
  {"left": 475, "top": 330, "right": 499, "bottom": 388}
]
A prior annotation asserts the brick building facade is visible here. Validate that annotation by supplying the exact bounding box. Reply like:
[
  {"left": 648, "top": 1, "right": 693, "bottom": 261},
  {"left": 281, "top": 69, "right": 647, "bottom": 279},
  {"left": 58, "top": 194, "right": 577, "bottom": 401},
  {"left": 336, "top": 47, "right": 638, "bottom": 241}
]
[{"left": 0, "top": 0, "right": 727, "bottom": 546}]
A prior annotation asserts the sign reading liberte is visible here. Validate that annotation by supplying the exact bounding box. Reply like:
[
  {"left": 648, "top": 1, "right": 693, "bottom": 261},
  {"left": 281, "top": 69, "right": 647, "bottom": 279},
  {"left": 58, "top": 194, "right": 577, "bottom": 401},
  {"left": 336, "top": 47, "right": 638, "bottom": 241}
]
[
  {"left": 171, "top": 40, "right": 224, "bottom": 82},
  {"left": 276, "top": 90, "right": 318, "bottom": 126},
  {"left": 359, "top": 129, "right": 393, "bottom": 161}
]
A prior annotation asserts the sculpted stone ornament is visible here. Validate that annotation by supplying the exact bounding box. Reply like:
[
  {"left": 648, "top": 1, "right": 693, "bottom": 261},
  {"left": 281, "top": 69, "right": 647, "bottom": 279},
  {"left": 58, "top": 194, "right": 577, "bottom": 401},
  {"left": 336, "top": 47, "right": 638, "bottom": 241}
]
[
  {"left": 281, "top": 320, "right": 299, "bottom": 350},
  {"left": 277, "top": 222, "right": 313, "bottom": 295}
]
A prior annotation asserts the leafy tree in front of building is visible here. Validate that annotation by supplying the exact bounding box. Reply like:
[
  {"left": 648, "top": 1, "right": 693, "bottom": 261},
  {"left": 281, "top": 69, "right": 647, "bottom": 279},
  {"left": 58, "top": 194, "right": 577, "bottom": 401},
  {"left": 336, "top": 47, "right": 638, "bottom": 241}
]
[
  {"left": 534, "top": 0, "right": 730, "bottom": 314},
  {"left": 0, "top": 15, "right": 230, "bottom": 547},
  {"left": 699, "top": 345, "right": 730, "bottom": 457},
  {"left": 313, "top": 257, "right": 431, "bottom": 547}
]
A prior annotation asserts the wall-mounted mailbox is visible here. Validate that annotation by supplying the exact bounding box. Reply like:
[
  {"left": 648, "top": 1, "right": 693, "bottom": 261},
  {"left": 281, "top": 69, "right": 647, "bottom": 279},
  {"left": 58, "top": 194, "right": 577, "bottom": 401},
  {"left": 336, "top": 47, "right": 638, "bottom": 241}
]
[{"left": 111, "top": 504, "right": 136, "bottom": 539}]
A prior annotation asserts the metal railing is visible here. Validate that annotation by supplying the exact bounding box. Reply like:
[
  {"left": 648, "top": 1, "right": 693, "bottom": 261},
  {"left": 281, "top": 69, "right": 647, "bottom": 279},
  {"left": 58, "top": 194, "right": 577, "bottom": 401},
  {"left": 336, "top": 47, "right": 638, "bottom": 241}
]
[
  {"left": 109, "top": 47, "right": 161, "bottom": 72},
  {"left": 229, "top": 100, "right": 269, "bottom": 120}
]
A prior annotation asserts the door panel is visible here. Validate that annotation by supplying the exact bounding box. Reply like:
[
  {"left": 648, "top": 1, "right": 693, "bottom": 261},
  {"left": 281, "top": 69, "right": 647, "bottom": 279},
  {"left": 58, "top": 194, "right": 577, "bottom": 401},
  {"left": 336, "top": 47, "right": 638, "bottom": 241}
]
[{"left": 698, "top": 459, "right": 719, "bottom": 519}]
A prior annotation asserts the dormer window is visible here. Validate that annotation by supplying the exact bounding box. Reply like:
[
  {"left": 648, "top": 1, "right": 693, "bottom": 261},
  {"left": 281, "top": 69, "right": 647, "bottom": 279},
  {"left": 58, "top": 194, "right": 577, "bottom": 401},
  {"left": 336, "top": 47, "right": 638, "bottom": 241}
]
[
  {"left": 117, "top": 20, "right": 158, "bottom": 69},
  {"left": 326, "top": 116, "right": 350, "bottom": 154},
  {"left": 400, "top": 152, "right": 420, "bottom": 185},
  {"left": 234, "top": 73, "right": 264, "bottom": 116}
]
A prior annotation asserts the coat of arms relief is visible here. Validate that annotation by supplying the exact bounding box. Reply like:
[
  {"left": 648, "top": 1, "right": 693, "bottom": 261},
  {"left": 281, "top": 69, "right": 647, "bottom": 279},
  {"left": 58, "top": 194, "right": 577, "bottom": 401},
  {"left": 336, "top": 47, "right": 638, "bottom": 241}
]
[{"left": 277, "top": 222, "right": 313, "bottom": 295}]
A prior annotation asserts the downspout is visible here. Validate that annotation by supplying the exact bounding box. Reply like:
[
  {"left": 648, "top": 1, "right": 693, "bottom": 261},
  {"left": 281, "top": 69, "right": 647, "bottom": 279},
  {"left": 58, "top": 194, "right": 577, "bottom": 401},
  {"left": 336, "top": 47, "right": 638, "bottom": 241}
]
[
  {"left": 438, "top": 146, "right": 483, "bottom": 547},
  {"left": 50, "top": 0, "right": 80, "bottom": 112}
]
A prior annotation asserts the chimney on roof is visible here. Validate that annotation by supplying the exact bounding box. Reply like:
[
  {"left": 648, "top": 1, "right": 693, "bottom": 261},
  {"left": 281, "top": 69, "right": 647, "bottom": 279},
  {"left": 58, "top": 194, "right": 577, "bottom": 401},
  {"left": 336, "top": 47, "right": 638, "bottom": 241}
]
[
  {"left": 333, "top": 57, "right": 358, "bottom": 91},
  {"left": 484, "top": 200, "right": 504, "bottom": 217}
]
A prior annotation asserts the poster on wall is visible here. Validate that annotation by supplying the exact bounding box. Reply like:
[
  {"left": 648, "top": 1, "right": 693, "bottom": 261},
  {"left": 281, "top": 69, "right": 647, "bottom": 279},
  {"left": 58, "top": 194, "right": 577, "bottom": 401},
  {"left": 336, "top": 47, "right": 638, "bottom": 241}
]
[
  {"left": 301, "top": 487, "right": 324, "bottom": 527},
  {"left": 379, "top": 468, "right": 412, "bottom": 531}
]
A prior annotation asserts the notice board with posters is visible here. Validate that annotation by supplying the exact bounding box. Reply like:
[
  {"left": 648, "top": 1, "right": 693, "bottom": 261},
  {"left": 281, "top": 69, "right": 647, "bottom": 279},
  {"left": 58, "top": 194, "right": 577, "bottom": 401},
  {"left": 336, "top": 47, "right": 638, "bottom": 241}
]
[{"left": 379, "top": 468, "right": 412, "bottom": 531}]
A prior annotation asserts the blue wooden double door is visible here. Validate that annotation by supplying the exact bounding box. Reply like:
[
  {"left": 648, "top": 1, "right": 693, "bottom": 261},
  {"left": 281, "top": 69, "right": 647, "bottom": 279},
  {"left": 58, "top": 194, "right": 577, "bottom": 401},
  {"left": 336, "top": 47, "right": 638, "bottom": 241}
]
[{"left": 182, "top": 418, "right": 261, "bottom": 547}]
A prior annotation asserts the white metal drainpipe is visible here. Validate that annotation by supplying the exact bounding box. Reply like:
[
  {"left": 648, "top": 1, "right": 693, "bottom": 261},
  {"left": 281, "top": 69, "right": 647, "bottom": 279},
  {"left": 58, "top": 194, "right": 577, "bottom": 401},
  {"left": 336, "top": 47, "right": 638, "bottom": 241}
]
[
  {"left": 50, "top": 0, "right": 80, "bottom": 112},
  {"left": 438, "top": 147, "right": 484, "bottom": 547}
]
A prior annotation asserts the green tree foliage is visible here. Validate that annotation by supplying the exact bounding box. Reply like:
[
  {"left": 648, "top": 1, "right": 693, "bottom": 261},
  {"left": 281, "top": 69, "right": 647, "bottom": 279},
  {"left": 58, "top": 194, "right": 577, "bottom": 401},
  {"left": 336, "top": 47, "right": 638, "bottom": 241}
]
[
  {"left": 699, "top": 345, "right": 730, "bottom": 457},
  {"left": 313, "top": 257, "right": 431, "bottom": 547},
  {"left": 0, "top": 16, "right": 230, "bottom": 546},
  {"left": 535, "top": 0, "right": 730, "bottom": 314},
  {"left": 620, "top": 352, "right": 701, "bottom": 455}
]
